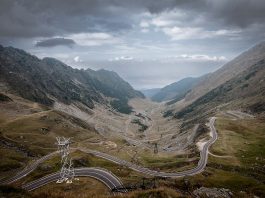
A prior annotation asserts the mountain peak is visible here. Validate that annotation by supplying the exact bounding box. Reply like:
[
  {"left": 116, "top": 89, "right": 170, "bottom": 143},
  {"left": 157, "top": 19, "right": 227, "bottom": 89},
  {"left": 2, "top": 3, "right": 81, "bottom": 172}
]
[{"left": 0, "top": 45, "right": 143, "bottom": 113}]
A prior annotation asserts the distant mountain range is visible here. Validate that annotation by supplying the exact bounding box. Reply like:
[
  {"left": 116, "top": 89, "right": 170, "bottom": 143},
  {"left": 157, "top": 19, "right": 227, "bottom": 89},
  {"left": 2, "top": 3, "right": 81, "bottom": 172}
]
[
  {"left": 0, "top": 45, "right": 144, "bottom": 114},
  {"left": 140, "top": 88, "right": 161, "bottom": 98},
  {"left": 151, "top": 77, "right": 200, "bottom": 102},
  {"left": 1, "top": 41, "right": 265, "bottom": 119}
]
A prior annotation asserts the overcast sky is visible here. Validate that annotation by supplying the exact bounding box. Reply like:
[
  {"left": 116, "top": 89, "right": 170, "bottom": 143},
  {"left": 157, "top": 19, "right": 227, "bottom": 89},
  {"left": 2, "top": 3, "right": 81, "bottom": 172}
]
[{"left": 1, "top": 0, "right": 265, "bottom": 89}]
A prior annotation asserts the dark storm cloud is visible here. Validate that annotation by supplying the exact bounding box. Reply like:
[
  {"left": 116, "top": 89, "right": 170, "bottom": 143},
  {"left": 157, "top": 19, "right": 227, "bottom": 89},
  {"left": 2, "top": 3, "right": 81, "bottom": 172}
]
[
  {"left": 0, "top": 0, "right": 135, "bottom": 38},
  {"left": 202, "top": 0, "right": 265, "bottom": 28},
  {"left": 1, "top": 0, "right": 265, "bottom": 39},
  {"left": 35, "top": 38, "right": 76, "bottom": 47}
]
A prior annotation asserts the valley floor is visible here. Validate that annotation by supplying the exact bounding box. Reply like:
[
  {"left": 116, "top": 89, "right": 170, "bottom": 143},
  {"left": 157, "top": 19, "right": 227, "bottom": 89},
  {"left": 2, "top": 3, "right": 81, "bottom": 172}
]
[{"left": 0, "top": 94, "right": 264, "bottom": 197}]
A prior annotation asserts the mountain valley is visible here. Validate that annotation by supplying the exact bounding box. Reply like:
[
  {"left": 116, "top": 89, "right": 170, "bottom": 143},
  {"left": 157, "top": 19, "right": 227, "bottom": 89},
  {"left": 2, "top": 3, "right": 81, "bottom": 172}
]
[{"left": 0, "top": 43, "right": 265, "bottom": 198}]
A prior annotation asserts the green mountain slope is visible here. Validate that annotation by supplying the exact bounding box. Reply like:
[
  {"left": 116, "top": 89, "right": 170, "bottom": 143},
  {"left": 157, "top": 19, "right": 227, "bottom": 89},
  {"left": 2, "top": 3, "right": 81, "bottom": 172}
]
[{"left": 184, "top": 42, "right": 265, "bottom": 105}]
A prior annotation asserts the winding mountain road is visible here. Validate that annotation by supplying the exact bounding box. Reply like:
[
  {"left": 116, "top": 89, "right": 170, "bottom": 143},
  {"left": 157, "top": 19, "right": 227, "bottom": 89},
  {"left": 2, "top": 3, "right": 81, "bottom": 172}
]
[
  {"left": 80, "top": 117, "right": 217, "bottom": 177},
  {"left": 0, "top": 151, "right": 59, "bottom": 185},
  {"left": 1, "top": 117, "right": 218, "bottom": 191},
  {"left": 22, "top": 168, "right": 125, "bottom": 192}
]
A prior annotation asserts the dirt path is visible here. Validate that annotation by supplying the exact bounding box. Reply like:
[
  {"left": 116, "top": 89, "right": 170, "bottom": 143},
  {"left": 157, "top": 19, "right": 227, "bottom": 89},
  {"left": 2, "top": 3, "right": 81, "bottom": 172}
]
[{"left": 208, "top": 151, "right": 232, "bottom": 158}]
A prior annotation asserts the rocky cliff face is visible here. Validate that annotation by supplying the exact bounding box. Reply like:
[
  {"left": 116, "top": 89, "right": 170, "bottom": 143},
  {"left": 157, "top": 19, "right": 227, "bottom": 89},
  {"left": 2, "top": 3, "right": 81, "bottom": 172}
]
[{"left": 0, "top": 45, "right": 144, "bottom": 113}]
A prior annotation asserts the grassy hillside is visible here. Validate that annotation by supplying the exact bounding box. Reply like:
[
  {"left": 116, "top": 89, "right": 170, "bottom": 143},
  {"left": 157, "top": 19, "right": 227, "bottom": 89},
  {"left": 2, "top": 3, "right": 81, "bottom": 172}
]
[
  {"left": 175, "top": 59, "right": 265, "bottom": 127},
  {"left": 184, "top": 41, "right": 265, "bottom": 104},
  {"left": 0, "top": 95, "right": 100, "bottom": 180},
  {"left": 205, "top": 116, "right": 265, "bottom": 197}
]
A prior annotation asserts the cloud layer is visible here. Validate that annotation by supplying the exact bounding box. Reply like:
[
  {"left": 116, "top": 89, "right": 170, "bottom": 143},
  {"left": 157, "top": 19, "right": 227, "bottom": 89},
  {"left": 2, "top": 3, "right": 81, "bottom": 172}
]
[
  {"left": 1, "top": 0, "right": 265, "bottom": 38},
  {"left": 0, "top": 0, "right": 265, "bottom": 88},
  {"left": 35, "top": 38, "right": 75, "bottom": 47}
]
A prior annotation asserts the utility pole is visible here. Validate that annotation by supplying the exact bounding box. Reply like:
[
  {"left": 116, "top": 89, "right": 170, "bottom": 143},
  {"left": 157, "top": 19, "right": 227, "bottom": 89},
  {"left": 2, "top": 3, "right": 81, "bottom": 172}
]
[
  {"left": 56, "top": 137, "right": 75, "bottom": 183},
  {"left": 154, "top": 143, "right": 158, "bottom": 154},
  {"left": 141, "top": 177, "right": 146, "bottom": 189}
]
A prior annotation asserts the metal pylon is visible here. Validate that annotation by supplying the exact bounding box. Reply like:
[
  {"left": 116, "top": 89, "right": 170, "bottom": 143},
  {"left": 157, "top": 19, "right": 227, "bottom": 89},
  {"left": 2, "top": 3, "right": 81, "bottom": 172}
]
[{"left": 56, "top": 137, "right": 75, "bottom": 183}]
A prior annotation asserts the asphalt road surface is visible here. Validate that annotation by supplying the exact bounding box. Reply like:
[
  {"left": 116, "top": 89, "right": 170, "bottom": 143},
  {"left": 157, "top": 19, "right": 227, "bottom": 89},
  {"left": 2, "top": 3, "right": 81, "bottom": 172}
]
[
  {"left": 22, "top": 167, "right": 125, "bottom": 192},
  {"left": 0, "top": 151, "right": 59, "bottom": 185}
]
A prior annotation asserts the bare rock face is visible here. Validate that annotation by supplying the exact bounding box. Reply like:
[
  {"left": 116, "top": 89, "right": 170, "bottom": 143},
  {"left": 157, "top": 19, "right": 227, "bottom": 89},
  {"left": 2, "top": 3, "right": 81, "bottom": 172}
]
[
  {"left": 0, "top": 45, "right": 144, "bottom": 114},
  {"left": 0, "top": 93, "right": 12, "bottom": 102},
  {"left": 193, "top": 187, "right": 233, "bottom": 198}
]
